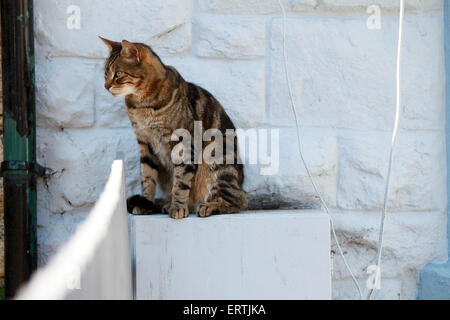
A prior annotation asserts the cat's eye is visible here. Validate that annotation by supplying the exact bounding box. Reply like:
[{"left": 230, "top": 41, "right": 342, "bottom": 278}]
[{"left": 115, "top": 71, "right": 123, "bottom": 78}]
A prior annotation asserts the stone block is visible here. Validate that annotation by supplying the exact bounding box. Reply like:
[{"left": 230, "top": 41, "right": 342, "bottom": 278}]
[
  {"left": 319, "top": 0, "right": 443, "bottom": 13},
  {"left": 34, "top": 0, "right": 193, "bottom": 59},
  {"left": 198, "top": 0, "right": 290, "bottom": 14},
  {"left": 37, "top": 129, "right": 140, "bottom": 215},
  {"left": 244, "top": 127, "right": 338, "bottom": 209},
  {"left": 332, "top": 278, "right": 402, "bottom": 300},
  {"left": 269, "top": 14, "right": 445, "bottom": 131},
  {"left": 146, "top": 23, "right": 192, "bottom": 56},
  {"left": 36, "top": 59, "right": 95, "bottom": 129},
  {"left": 164, "top": 56, "right": 266, "bottom": 128},
  {"left": 197, "top": 15, "right": 265, "bottom": 59},
  {"left": 330, "top": 210, "right": 447, "bottom": 280},
  {"left": 337, "top": 131, "right": 446, "bottom": 211}
]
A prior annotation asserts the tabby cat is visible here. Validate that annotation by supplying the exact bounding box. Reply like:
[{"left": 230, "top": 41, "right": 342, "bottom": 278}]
[{"left": 100, "top": 37, "right": 247, "bottom": 219}]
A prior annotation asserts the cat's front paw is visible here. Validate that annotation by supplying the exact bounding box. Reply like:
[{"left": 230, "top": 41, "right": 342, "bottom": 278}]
[
  {"left": 167, "top": 203, "right": 189, "bottom": 219},
  {"left": 127, "top": 195, "right": 154, "bottom": 215}
]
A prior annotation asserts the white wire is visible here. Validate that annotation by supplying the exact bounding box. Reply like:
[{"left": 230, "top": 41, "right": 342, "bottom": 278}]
[
  {"left": 367, "top": 0, "right": 405, "bottom": 300},
  {"left": 277, "top": 0, "right": 405, "bottom": 300},
  {"left": 276, "top": 0, "right": 365, "bottom": 300}
]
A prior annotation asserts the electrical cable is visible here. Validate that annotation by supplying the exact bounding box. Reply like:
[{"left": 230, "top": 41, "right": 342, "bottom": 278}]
[
  {"left": 276, "top": 0, "right": 364, "bottom": 300},
  {"left": 276, "top": 0, "right": 405, "bottom": 300},
  {"left": 367, "top": 0, "right": 405, "bottom": 300}
]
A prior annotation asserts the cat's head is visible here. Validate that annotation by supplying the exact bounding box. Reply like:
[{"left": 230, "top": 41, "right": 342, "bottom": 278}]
[{"left": 99, "top": 37, "right": 166, "bottom": 98}]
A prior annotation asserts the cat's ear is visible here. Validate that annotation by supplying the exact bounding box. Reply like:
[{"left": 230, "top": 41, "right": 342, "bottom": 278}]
[
  {"left": 99, "top": 36, "right": 121, "bottom": 52},
  {"left": 121, "top": 40, "right": 143, "bottom": 63}
]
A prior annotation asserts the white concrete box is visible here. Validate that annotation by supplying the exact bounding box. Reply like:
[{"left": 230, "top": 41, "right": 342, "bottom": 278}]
[{"left": 130, "top": 210, "right": 331, "bottom": 300}]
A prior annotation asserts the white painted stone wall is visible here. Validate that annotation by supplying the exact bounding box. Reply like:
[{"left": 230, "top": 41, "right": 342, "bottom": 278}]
[{"left": 34, "top": 0, "right": 447, "bottom": 299}]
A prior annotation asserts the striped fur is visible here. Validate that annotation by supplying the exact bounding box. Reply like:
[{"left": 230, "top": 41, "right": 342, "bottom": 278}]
[{"left": 100, "top": 38, "right": 247, "bottom": 219}]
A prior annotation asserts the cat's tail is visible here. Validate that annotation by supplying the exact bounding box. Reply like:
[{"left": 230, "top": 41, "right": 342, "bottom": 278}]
[{"left": 127, "top": 195, "right": 167, "bottom": 214}]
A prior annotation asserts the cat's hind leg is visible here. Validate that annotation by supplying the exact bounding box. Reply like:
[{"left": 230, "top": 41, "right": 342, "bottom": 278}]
[{"left": 195, "top": 165, "right": 247, "bottom": 217}]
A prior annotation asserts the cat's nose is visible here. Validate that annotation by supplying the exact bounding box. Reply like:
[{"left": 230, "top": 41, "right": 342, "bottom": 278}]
[{"left": 104, "top": 82, "right": 112, "bottom": 90}]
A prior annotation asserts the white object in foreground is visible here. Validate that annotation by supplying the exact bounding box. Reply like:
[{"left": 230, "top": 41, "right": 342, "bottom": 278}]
[
  {"left": 131, "top": 210, "right": 331, "bottom": 300},
  {"left": 16, "top": 159, "right": 132, "bottom": 300}
]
